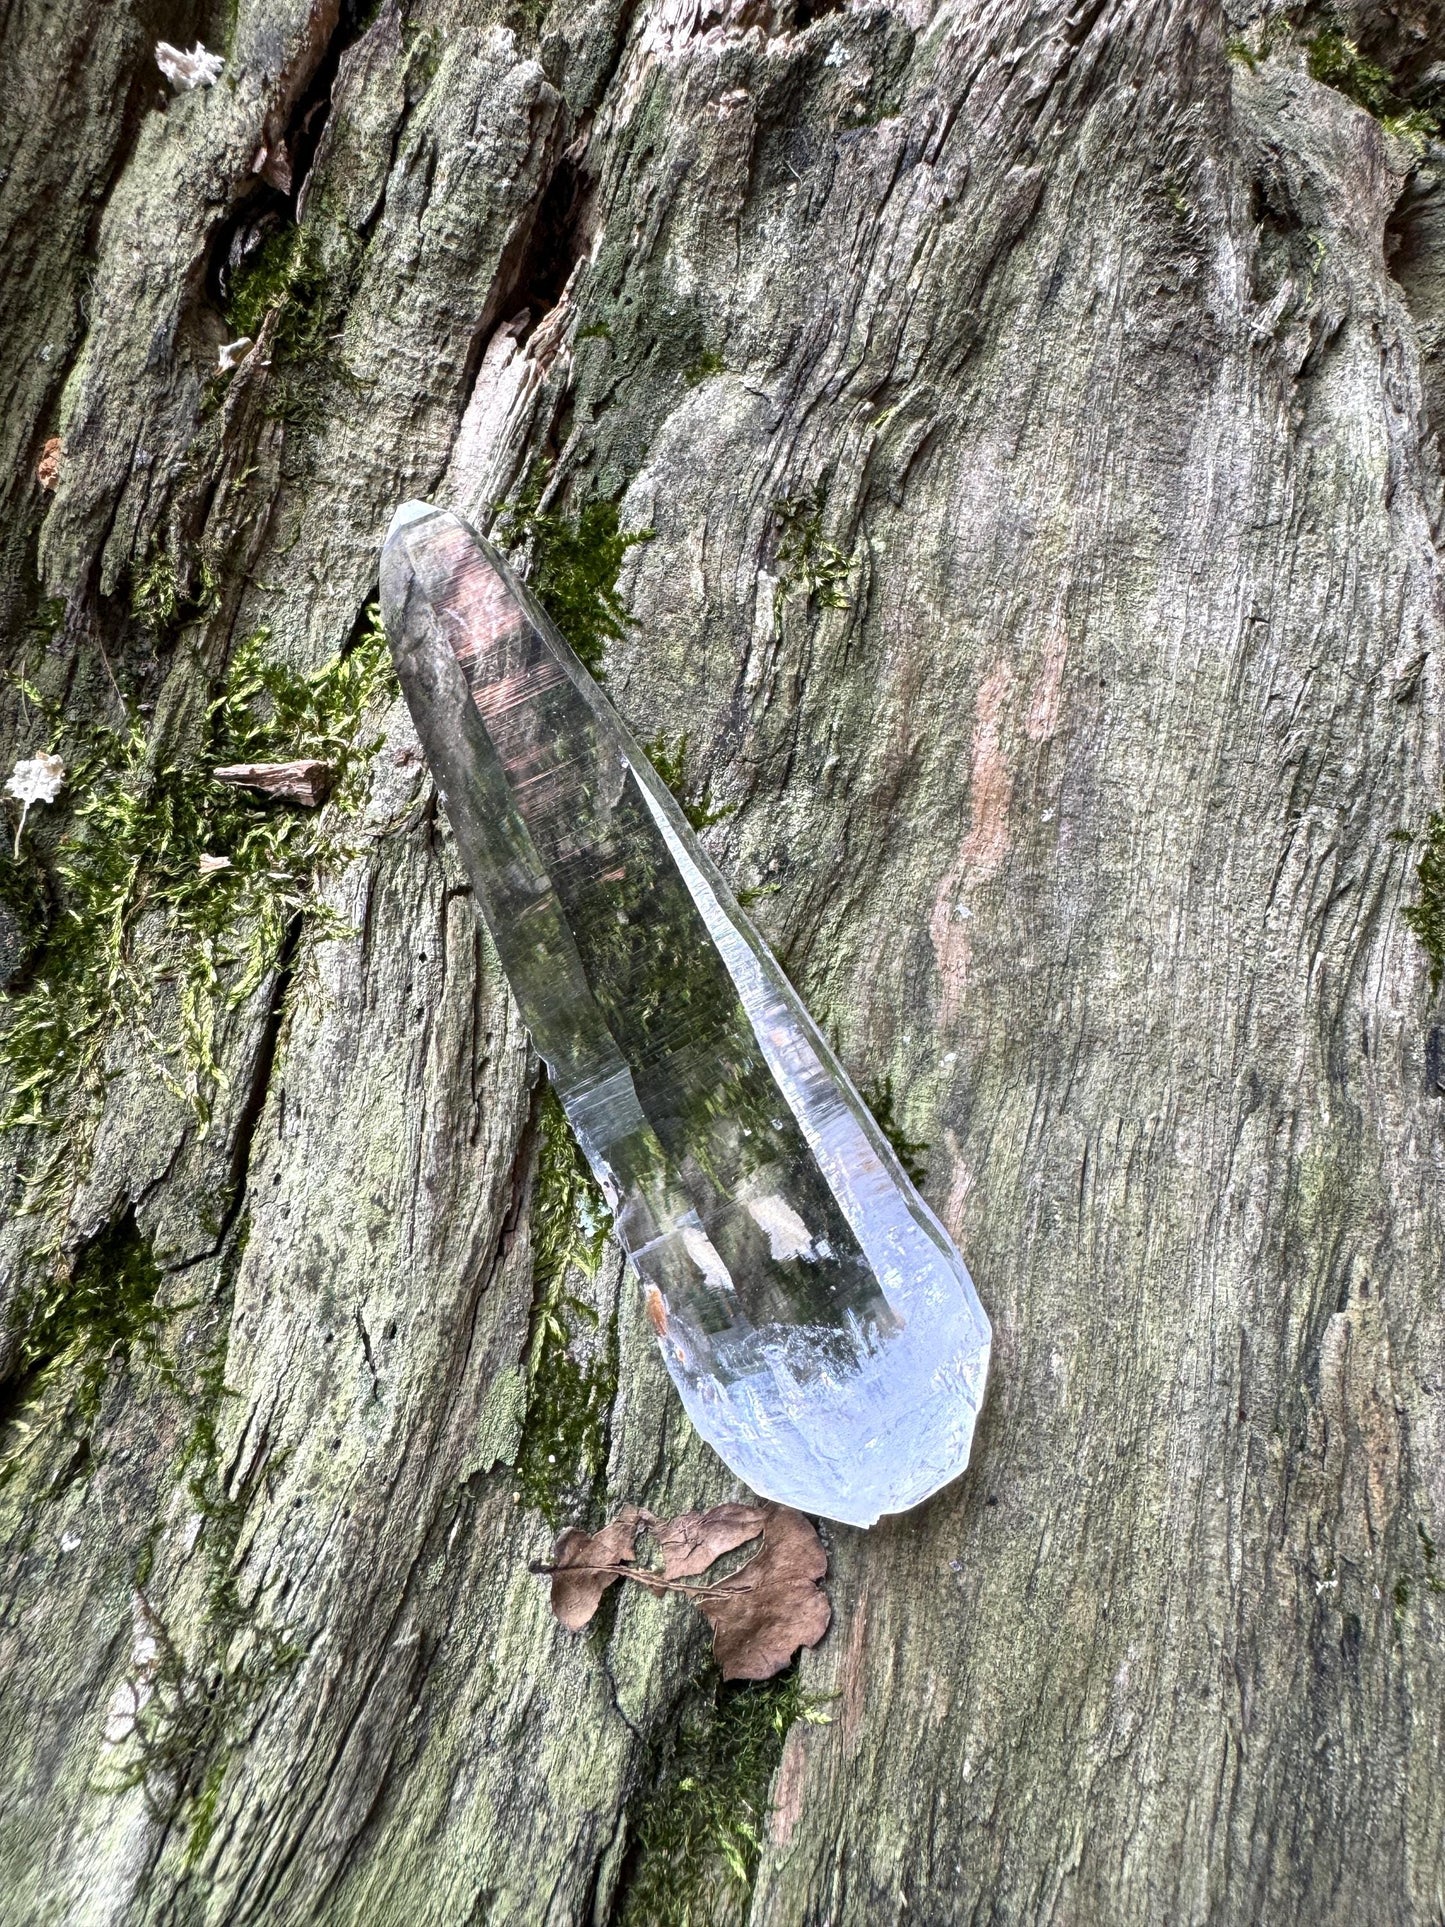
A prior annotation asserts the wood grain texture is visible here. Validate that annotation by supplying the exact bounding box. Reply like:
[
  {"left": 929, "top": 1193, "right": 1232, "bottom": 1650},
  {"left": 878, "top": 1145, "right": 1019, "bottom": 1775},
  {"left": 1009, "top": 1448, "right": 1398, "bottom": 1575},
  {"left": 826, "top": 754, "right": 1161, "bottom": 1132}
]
[{"left": 1, "top": 0, "right": 1443, "bottom": 1919}]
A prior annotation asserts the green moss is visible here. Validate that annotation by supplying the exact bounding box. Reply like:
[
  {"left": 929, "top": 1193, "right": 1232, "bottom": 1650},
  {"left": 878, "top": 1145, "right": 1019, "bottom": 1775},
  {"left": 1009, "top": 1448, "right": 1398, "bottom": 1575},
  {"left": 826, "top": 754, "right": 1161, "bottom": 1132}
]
[
  {"left": 401, "top": 21, "right": 443, "bottom": 96},
  {"left": 1403, "top": 812, "right": 1445, "bottom": 990},
  {"left": 494, "top": 468, "right": 653, "bottom": 678},
  {"left": 644, "top": 733, "right": 733, "bottom": 833},
  {"left": 1420, "top": 1520, "right": 1444, "bottom": 1593},
  {"left": 617, "top": 1667, "right": 830, "bottom": 1926},
  {"left": 226, "top": 226, "right": 328, "bottom": 363},
  {"left": 1307, "top": 31, "right": 1395, "bottom": 116},
  {"left": 1307, "top": 32, "right": 1439, "bottom": 145},
  {"left": 683, "top": 349, "right": 725, "bottom": 386},
  {"left": 225, "top": 227, "right": 296, "bottom": 340},
  {"left": 0, "top": 845, "right": 48, "bottom": 987},
  {"left": 0, "top": 610, "right": 396, "bottom": 1138},
  {"left": 773, "top": 482, "right": 854, "bottom": 619},
  {"left": 223, "top": 223, "right": 365, "bottom": 423},
  {"left": 0, "top": 1213, "right": 165, "bottom": 1475},
  {"left": 31, "top": 595, "right": 65, "bottom": 647},
  {"left": 185, "top": 1757, "right": 228, "bottom": 1867},
  {"left": 861, "top": 1073, "right": 929, "bottom": 1188},
  {"left": 514, "top": 1084, "right": 616, "bottom": 1526},
  {"left": 130, "top": 551, "right": 219, "bottom": 639}
]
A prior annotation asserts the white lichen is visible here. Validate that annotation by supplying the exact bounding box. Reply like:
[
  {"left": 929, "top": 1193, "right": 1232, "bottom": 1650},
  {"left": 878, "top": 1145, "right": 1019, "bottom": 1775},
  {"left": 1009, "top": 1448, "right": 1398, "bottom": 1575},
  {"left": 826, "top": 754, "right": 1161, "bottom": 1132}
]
[
  {"left": 6, "top": 751, "right": 65, "bottom": 858},
  {"left": 155, "top": 41, "right": 224, "bottom": 90}
]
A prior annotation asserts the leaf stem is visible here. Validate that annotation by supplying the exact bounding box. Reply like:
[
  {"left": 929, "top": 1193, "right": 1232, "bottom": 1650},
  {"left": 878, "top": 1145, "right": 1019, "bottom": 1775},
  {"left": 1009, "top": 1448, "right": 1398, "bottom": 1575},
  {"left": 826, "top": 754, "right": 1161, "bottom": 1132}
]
[{"left": 532, "top": 1561, "right": 757, "bottom": 1597}]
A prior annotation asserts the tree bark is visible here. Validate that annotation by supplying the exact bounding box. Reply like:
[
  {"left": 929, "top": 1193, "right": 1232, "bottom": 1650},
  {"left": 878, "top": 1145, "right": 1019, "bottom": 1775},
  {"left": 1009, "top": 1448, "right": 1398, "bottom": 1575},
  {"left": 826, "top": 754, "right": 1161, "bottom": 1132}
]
[{"left": 2, "top": 0, "right": 1444, "bottom": 1919}]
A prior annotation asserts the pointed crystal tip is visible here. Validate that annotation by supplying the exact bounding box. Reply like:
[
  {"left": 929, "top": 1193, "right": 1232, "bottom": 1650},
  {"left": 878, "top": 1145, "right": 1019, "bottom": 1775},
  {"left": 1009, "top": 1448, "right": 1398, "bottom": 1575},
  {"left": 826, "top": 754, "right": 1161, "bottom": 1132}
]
[{"left": 386, "top": 499, "right": 437, "bottom": 544}]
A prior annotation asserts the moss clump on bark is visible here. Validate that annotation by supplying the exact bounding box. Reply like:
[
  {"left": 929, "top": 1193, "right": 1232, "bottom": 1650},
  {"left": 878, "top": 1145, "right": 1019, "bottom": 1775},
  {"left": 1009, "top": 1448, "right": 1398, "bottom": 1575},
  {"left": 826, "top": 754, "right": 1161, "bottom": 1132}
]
[
  {"left": 1306, "top": 31, "right": 1439, "bottom": 144},
  {"left": 1403, "top": 812, "right": 1445, "bottom": 990},
  {"left": 130, "top": 550, "right": 220, "bottom": 639},
  {"left": 1419, "top": 1520, "right": 1444, "bottom": 1594},
  {"left": 225, "top": 225, "right": 338, "bottom": 366},
  {"left": 222, "top": 222, "right": 365, "bottom": 423},
  {"left": 0, "top": 846, "right": 49, "bottom": 988},
  {"left": 0, "top": 1212, "right": 164, "bottom": 1476},
  {"left": 644, "top": 732, "right": 733, "bottom": 833},
  {"left": 514, "top": 1084, "right": 616, "bottom": 1526},
  {"left": 617, "top": 1667, "right": 829, "bottom": 1927},
  {"left": 861, "top": 1073, "right": 929, "bottom": 1188},
  {"left": 683, "top": 349, "right": 726, "bottom": 386},
  {"left": 772, "top": 481, "right": 854, "bottom": 618},
  {"left": 494, "top": 468, "right": 653, "bottom": 677},
  {"left": 0, "top": 614, "right": 395, "bottom": 1138}
]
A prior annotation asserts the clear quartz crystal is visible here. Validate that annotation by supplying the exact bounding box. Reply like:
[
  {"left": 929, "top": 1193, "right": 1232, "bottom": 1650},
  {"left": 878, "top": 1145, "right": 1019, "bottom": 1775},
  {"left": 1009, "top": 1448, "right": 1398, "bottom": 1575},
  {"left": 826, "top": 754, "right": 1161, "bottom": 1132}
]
[{"left": 380, "top": 502, "right": 991, "bottom": 1527}]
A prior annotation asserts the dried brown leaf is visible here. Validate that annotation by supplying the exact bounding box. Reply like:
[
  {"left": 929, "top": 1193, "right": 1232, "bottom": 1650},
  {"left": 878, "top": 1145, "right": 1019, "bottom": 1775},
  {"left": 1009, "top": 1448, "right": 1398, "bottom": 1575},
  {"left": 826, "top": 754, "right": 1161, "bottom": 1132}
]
[
  {"left": 213, "top": 759, "right": 334, "bottom": 806},
  {"left": 36, "top": 437, "right": 62, "bottom": 493},
  {"left": 692, "top": 1504, "right": 830, "bottom": 1681},
  {"left": 648, "top": 1503, "right": 766, "bottom": 1582},
  {"left": 539, "top": 1502, "right": 832, "bottom": 1677},
  {"left": 545, "top": 1507, "right": 648, "bottom": 1632}
]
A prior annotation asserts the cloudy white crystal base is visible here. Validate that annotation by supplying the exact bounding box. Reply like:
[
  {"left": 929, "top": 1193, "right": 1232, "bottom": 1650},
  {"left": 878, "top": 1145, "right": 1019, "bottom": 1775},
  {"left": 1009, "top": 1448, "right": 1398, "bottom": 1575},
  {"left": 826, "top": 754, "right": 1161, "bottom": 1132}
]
[{"left": 670, "top": 1312, "right": 990, "bottom": 1528}]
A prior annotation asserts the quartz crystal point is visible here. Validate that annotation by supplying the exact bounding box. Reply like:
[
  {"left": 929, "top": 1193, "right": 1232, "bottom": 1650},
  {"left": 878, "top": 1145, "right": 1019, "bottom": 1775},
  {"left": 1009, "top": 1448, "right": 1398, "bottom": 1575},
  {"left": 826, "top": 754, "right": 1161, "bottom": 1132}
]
[{"left": 380, "top": 502, "right": 991, "bottom": 1527}]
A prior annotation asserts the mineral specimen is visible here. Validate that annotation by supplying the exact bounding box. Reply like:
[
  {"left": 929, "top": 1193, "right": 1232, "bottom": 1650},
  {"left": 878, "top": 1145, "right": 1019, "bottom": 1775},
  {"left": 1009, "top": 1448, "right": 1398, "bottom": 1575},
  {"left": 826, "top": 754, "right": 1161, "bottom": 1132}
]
[{"left": 380, "top": 502, "right": 990, "bottom": 1526}]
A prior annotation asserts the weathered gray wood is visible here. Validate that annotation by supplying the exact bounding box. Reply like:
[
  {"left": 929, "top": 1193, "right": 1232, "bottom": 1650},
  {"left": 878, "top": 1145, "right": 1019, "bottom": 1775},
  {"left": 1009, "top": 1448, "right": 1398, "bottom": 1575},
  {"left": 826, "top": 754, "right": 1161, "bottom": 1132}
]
[{"left": 2, "top": 0, "right": 1444, "bottom": 1920}]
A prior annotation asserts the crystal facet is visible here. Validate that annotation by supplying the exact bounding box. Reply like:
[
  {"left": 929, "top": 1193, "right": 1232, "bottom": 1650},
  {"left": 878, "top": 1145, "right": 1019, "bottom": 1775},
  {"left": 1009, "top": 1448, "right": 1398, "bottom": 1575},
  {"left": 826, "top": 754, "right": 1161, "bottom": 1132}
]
[{"left": 380, "top": 502, "right": 991, "bottom": 1527}]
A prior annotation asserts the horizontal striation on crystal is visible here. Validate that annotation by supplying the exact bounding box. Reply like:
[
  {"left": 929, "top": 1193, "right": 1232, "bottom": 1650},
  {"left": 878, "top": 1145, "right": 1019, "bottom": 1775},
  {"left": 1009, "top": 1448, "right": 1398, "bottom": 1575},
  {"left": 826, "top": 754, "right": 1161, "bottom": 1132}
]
[{"left": 380, "top": 501, "right": 990, "bottom": 1526}]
